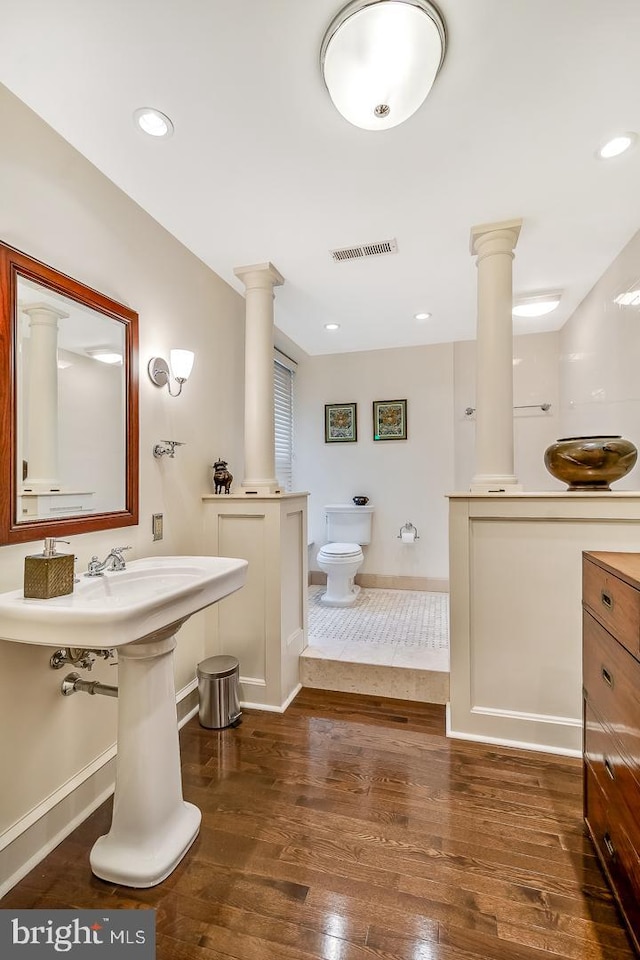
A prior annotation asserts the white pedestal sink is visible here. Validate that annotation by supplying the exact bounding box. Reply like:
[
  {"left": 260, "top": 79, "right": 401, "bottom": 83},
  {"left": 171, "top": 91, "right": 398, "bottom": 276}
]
[{"left": 0, "top": 555, "right": 248, "bottom": 887}]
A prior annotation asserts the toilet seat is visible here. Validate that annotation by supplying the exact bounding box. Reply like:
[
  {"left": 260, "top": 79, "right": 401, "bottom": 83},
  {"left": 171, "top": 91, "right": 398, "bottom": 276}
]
[{"left": 317, "top": 542, "right": 362, "bottom": 561}]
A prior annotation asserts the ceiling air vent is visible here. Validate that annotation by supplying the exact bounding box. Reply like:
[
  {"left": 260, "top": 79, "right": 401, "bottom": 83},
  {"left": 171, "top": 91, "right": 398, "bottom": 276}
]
[{"left": 330, "top": 238, "right": 398, "bottom": 263}]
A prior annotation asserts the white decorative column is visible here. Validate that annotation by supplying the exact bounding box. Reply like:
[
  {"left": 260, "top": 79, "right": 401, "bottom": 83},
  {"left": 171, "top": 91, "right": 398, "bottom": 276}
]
[
  {"left": 22, "top": 302, "right": 68, "bottom": 491},
  {"left": 205, "top": 262, "right": 307, "bottom": 712},
  {"left": 469, "top": 219, "right": 522, "bottom": 492},
  {"left": 233, "top": 261, "right": 284, "bottom": 494}
]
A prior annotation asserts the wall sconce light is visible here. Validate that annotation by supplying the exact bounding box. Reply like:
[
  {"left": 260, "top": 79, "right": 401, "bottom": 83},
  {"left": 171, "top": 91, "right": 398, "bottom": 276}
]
[
  {"left": 320, "top": 0, "right": 447, "bottom": 131},
  {"left": 147, "top": 349, "right": 195, "bottom": 397}
]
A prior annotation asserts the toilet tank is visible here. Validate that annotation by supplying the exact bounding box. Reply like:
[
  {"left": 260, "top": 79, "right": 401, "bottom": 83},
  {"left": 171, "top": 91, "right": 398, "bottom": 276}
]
[{"left": 325, "top": 504, "right": 374, "bottom": 545}]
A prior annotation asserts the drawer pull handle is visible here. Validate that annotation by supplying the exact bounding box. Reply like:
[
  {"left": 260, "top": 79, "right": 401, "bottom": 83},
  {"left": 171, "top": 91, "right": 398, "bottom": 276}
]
[
  {"left": 601, "top": 590, "right": 613, "bottom": 609},
  {"left": 601, "top": 666, "right": 614, "bottom": 687},
  {"left": 603, "top": 832, "right": 616, "bottom": 859},
  {"left": 604, "top": 757, "right": 615, "bottom": 780}
]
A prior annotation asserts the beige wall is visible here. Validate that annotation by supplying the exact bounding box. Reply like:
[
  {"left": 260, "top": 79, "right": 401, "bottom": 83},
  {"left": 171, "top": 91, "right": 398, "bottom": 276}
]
[{"left": 0, "top": 86, "right": 245, "bottom": 854}]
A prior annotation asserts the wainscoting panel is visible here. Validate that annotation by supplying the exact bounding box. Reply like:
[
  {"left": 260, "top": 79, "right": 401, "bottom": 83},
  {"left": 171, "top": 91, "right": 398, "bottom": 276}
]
[
  {"left": 203, "top": 493, "right": 308, "bottom": 709},
  {"left": 448, "top": 492, "right": 640, "bottom": 753},
  {"left": 218, "top": 513, "right": 267, "bottom": 682}
]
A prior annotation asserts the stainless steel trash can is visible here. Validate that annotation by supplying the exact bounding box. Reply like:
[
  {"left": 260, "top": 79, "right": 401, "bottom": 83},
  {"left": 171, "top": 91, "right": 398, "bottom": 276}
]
[{"left": 197, "top": 655, "right": 241, "bottom": 729}]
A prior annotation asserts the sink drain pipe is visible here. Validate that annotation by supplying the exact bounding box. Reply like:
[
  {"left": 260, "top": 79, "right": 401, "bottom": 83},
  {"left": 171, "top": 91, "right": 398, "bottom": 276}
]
[{"left": 61, "top": 671, "right": 118, "bottom": 698}]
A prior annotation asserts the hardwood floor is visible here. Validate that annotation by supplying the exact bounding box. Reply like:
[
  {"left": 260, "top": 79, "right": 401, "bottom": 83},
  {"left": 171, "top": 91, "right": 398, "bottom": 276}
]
[{"left": 2, "top": 688, "right": 635, "bottom": 959}]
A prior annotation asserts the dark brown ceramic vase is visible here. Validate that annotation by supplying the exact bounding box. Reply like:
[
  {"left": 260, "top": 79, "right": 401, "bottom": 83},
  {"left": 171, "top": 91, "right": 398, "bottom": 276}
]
[{"left": 544, "top": 435, "right": 638, "bottom": 491}]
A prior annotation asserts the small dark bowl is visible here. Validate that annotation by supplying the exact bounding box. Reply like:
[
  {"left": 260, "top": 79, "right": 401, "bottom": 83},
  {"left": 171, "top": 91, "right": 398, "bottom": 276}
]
[{"left": 352, "top": 496, "right": 369, "bottom": 506}]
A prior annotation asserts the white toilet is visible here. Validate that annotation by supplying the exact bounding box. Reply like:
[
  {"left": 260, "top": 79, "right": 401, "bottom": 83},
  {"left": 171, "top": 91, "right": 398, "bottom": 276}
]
[{"left": 317, "top": 504, "right": 374, "bottom": 606}]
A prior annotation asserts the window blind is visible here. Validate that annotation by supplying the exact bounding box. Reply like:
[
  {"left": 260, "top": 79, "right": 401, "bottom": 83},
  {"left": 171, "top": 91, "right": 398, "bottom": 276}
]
[{"left": 274, "top": 355, "right": 294, "bottom": 491}]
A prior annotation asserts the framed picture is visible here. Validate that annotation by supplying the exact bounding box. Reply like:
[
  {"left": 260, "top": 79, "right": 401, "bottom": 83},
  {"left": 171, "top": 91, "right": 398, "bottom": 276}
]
[
  {"left": 325, "top": 402, "right": 357, "bottom": 443},
  {"left": 373, "top": 399, "right": 407, "bottom": 441}
]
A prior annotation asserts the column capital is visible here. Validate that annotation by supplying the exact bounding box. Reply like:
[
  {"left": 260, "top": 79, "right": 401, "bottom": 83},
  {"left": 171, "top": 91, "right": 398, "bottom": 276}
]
[
  {"left": 234, "top": 262, "right": 285, "bottom": 291},
  {"left": 469, "top": 218, "right": 522, "bottom": 259},
  {"left": 21, "top": 302, "right": 69, "bottom": 323}
]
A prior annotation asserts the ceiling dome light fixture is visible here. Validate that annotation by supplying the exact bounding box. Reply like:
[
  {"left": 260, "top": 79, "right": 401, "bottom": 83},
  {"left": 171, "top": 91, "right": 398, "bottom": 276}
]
[
  {"left": 324, "top": 322, "right": 340, "bottom": 330},
  {"left": 320, "top": 0, "right": 447, "bottom": 131},
  {"left": 597, "top": 132, "right": 636, "bottom": 159},
  {"left": 414, "top": 312, "right": 431, "bottom": 321},
  {"left": 512, "top": 293, "right": 562, "bottom": 319},
  {"left": 133, "top": 107, "right": 174, "bottom": 138}
]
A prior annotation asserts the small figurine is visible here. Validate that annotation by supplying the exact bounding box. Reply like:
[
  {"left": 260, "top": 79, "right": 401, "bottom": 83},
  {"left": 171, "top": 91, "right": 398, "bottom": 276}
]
[{"left": 212, "top": 458, "right": 233, "bottom": 494}]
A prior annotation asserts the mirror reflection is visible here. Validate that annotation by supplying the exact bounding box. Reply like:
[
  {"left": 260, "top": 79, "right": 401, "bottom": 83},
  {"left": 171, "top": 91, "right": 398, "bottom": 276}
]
[
  {"left": 0, "top": 239, "right": 138, "bottom": 545},
  {"left": 15, "top": 276, "right": 126, "bottom": 522}
]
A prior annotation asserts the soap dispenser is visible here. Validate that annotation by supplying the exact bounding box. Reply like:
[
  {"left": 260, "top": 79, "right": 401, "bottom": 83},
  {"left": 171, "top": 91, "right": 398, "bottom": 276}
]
[{"left": 24, "top": 538, "right": 74, "bottom": 599}]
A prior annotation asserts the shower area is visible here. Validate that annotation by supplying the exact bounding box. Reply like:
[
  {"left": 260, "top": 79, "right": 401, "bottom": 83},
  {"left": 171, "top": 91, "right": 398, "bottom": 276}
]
[{"left": 300, "top": 584, "right": 450, "bottom": 703}]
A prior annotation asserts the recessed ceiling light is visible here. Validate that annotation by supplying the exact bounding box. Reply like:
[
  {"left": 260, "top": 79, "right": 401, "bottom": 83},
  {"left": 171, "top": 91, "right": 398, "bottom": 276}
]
[
  {"left": 414, "top": 312, "right": 431, "bottom": 321},
  {"left": 512, "top": 293, "right": 562, "bottom": 318},
  {"left": 324, "top": 323, "right": 340, "bottom": 331},
  {"left": 133, "top": 107, "right": 174, "bottom": 138},
  {"left": 597, "top": 132, "right": 636, "bottom": 159}
]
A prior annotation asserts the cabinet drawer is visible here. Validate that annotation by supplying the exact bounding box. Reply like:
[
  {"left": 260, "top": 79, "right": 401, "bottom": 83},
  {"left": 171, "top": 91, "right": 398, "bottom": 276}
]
[
  {"left": 584, "top": 763, "right": 640, "bottom": 951},
  {"left": 583, "top": 611, "right": 640, "bottom": 769},
  {"left": 583, "top": 557, "right": 640, "bottom": 657},
  {"left": 584, "top": 702, "right": 640, "bottom": 832}
]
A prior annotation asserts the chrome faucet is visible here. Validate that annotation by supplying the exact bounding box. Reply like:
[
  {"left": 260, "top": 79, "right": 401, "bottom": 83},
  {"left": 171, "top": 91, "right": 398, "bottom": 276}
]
[{"left": 84, "top": 546, "right": 131, "bottom": 577}]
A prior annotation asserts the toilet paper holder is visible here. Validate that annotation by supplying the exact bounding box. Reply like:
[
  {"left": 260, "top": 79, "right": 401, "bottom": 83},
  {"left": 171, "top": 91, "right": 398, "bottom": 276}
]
[{"left": 397, "top": 522, "right": 419, "bottom": 541}]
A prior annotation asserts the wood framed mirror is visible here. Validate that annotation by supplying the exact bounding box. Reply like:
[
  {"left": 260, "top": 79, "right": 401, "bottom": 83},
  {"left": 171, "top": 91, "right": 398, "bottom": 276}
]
[{"left": 0, "top": 241, "right": 139, "bottom": 545}]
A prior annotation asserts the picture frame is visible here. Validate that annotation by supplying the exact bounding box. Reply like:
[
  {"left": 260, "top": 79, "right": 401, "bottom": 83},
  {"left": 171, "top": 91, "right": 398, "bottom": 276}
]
[
  {"left": 325, "top": 402, "right": 357, "bottom": 443},
  {"left": 373, "top": 399, "right": 407, "bottom": 441}
]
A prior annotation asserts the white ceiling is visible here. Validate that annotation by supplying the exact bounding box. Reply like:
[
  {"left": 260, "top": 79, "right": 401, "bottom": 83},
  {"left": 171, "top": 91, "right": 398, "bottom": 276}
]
[{"left": 1, "top": 0, "right": 639, "bottom": 355}]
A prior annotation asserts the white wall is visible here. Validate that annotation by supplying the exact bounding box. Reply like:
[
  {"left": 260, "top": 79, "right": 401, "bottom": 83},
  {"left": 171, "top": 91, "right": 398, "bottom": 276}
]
[
  {"left": 0, "top": 85, "right": 245, "bottom": 856},
  {"left": 558, "top": 227, "right": 640, "bottom": 489},
  {"left": 453, "top": 331, "right": 562, "bottom": 491},
  {"left": 58, "top": 353, "right": 125, "bottom": 512},
  {"left": 293, "top": 331, "right": 564, "bottom": 584},
  {"left": 294, "top": 343, "right": 455, "bottom": 580}
]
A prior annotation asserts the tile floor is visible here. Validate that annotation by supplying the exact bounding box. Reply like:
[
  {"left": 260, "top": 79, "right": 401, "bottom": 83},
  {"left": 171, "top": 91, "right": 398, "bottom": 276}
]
[{"left": 305, "top": 585, "right": 449, "bottom": 671}]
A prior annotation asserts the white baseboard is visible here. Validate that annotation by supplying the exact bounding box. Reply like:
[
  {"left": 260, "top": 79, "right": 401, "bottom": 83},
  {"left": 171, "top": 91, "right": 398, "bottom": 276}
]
[
  {"left": 280, "top": 682, "right": 302, "bottom": 711},
  {"left": 445, "top": 703, "right": 582, "bottom": 758},
  {"left": 0, "top": 756, "right": 116, "bottom": 900},
  {"left": 0, "top": 676, "right": 199, "bottom": 899},
  {"left": 240, "top": 682, "right": 302, "bottom": 714}
]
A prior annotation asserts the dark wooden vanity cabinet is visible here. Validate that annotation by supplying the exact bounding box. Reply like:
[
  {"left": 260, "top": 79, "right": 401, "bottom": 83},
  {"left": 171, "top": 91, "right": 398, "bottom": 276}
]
[{"left": 583, "top": 551, "right": 640, "bottom": 951}]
